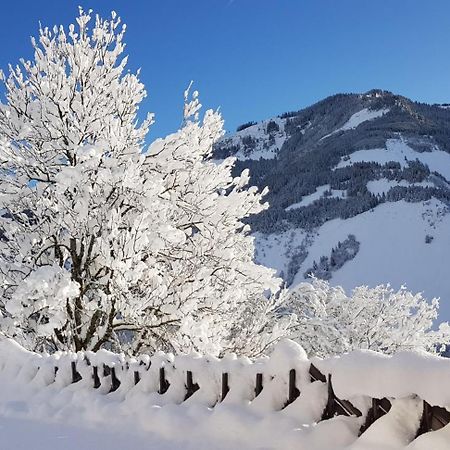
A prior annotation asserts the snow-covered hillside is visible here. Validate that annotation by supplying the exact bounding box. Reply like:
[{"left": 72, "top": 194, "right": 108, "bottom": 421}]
[
  {"left": 216, "top": 90, "right": 450, "bottom": 321},
  {"left": 336, "top": 137, "right": 450, "bottom": 181},
  {"left": 215, "top": 117, "right": 288, "bottom": 160},
  {"left": 256, "top": 198, "right": 450, "bottom": 321},
  {"left": 296, "top": 200, "right": 450, "bottom": 317},
  {"left": 285, "top": 184, "right": 346, "bottom": 210},
  {"left": 321, "top": 107, "right": 389, "bottom": 140}
]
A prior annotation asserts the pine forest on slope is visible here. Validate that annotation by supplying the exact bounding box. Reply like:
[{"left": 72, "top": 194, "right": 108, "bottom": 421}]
[{"left": 215, "top": 90, "right": 450, "bottom": 320}]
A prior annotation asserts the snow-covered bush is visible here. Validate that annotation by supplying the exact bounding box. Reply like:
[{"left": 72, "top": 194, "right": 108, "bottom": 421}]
[
  {"left": 286, "top": 278, "right": 450, "bottom": 357},
  {"left": 0, "top": 9, "right": 288, "bottom": 355}
]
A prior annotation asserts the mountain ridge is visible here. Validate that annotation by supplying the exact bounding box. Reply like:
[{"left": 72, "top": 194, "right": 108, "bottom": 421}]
[{"left": 214, "top": 90, "right": 450, "bottom": 320}]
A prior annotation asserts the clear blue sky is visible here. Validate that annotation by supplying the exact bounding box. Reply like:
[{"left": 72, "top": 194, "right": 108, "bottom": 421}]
[{"left": 1, "top": 0, "right": 450, "bottom": 139}]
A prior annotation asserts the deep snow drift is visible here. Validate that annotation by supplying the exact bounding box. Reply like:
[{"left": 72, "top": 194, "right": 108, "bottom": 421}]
[{"left": 0, "top": 338, "right": 449, "bottom": 450}]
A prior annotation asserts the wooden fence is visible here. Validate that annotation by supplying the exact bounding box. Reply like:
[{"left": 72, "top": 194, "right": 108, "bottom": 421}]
[{"left": 59, "top": 356, "right": 450, "bottom": 438}]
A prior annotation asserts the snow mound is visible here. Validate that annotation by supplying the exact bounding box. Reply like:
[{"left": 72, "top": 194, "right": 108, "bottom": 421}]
[{"left": 315, "top": 349, "right": 450, "bottom": 409}]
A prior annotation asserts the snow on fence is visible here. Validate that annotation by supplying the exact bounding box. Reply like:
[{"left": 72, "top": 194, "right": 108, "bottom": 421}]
[{"left": 1, "top": 338, "right": 449, "bottom": 442}]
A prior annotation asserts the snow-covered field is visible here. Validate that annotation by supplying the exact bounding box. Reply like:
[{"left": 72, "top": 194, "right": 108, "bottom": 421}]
[
  {"left": 0, "top": 417, "right": 187, "bottom": 450},
  {"left": 0, "top": 339, "right": 449, "bottom": 450},
  {"left": 254, "top": 228, "right": 307, "bottom": 278},
  {"left": 285, "top": 184, "right": 346, "bottom": 211},
  {"left": 366, "top": 179, "right": 434, "bottom": 195},
  {"left": 336, "top": 137, "right": 450, "bottom": 181}
]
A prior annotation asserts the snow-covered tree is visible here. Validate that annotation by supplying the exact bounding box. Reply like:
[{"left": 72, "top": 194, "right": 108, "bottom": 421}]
[
  {"left": 0, "top": 9, "right": 288, "bottom": 355},
  {"left": 286, "top": 278, "right": 450, "bottom": 357}
]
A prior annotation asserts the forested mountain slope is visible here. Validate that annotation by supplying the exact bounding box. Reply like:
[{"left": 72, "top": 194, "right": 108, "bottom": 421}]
[{"left": 215, "top": 90, "right": 450, "bottom": 319}]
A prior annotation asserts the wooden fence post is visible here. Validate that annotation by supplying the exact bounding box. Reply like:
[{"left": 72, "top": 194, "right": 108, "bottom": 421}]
[
  {"left": 134, "top": 370, "right": 140, "bottom": 385},
  {"left": 184, "top": 370, "right": 200, "bottom": 400},
  {"left": 416, "top": 400, "right": 433, "bottom": 437},
  {"left": 159, "top": 367, "right": 170, "bottom": 394},
  {"left": 93, "top": 366, "right": 101, "bottom": 389},
  {"left": 309, "top": 363, "right": 326, "bottom": 383},
  {"left": 103, "top": 364, "right": 111, "bottom": 377},
  {"left": 71, "top": 361, "right": 82, "bottom": 383},
  {"left": 255, "top": 373, "right": 263, "bottom": 397},
  {"left": 426, "top": 405, "right": 450, "bottom": 431},
  {"left": 310, "top": 366, "right": 362, "bottom": 421},
  {"left": 287, "top": 368, "right": 300, "bottom": 405},
  {"left": 221, "top": 373, "right": 229, "bottom": 402},
  {"left": 110, "top": 367, "right": 121, "bottom": 392},
  {"left": 360, "top": 397, "right": 391, "bottom": 436},
  {"left": 322, "top": 374, "right": 336, "bottom": 420},
  {"left": 360, "top": 398, "right": 377, "bottom": 434},
  {"left": 372, "top": 398, "right": 379, "bottom": 420}
]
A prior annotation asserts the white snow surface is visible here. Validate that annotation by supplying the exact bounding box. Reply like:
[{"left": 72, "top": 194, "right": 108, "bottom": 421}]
[
  {"left": 254, "top": 228, "right": 307, "bottom": 278},
  {"left": 291, "top": 199, "right": 450, "bottom": 320},
  {"left": 0, "top": 416, "right": 188, "bottom": 450},
  {"left": 336, "top": 137, "right": 450, "bottom": 181},
  {"left": 339, "top": 108, "right": 390, "bottom": 131},
  {"left": 0, "top": 338, "right": 450, "bottom": 450},
  {"left": 286, "top": 184, "right": 346, "bottom": 211},
  {"left": 366, "top": 179, "right": 434, "bottom": 195},
  {"left": 315, "top": 349, "right": 450, "bottom": 408},
  {"left": 322, "top": 108, "right": 389, "bottom": 140}
]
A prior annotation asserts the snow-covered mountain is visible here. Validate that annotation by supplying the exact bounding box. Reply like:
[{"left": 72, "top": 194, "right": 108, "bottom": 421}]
[{"left": 215, "top": 90, "right": 450, "bottom": 320}]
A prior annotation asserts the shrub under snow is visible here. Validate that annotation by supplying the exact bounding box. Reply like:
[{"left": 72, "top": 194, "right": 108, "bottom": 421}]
[{"left": 286, "top": 278, "right": 450, "bottom": 357}]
